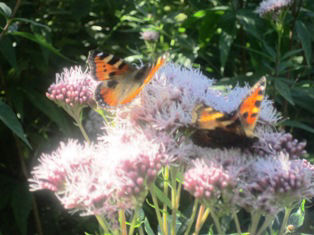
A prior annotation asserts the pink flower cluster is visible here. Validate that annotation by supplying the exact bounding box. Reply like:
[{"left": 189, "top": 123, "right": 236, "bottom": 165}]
[
  {"left": 256, "top": 0, "right": 292, "bottom": 16},
  {"left": 234, "top": 154, "right": 314, "bottom": 214},
  {"left": 184, "top": 159, "right": 231, "bottom": 201},
  {"left": 46, "top": 66, "right": 96, "bottom": 107},
  {"left": 30, "top": 125, "right": 168, "bottom": 217}
]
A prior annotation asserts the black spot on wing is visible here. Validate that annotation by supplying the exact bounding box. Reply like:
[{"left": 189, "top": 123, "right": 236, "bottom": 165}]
[
  {"left": 98, "top": 52, "right": 110, "bottom": 60},
  {"left": 109, "top": 72, "right": 116, "bottom": 77},
  {"left": 107, "top": 56, "right": 120, "bottom": 65},
  {"left": 251, "top": 113, "right": 258, "bottom": 118},
  {"left": 118, "top": 62, "right": 127, "bottom": 70},
  {"left": 255, "top": 100, "right": 261, "bottom": 108},
  {"left": 107, "top": 80, "right": 118, "bottom": 89},
  {"left": 258, "top": 89, "right": 264, "bottom": 95},
  {"left": 134, "top": 66, "right": 149, "bottom": 81},
  {"left": 217, "top": 113, "right": 232, "bottom": 121},
  {"left": 242, "top": 112, "right": 249, "bottom": 119}
]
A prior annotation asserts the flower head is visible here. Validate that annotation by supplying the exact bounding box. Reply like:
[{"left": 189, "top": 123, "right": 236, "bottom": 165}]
[
  {"left": 234, "top": 153, "right": 314, "bottom": 215},
  {"left": 140, "top": 30, "right": 159, "bottom": 41},
  {"left": 252, "top": 130, "right": 307, "bottom": 159},
  {"left": 46, "top": 66, "right": 96, "bottom": 110},
  {"left": 256, "top": 0, "right": 292, "bottom": 17},
  {"left": 29, "top": 123, "right": 171, "bottom": 219}
]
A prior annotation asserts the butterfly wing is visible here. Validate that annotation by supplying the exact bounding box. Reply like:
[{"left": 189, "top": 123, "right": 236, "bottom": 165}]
[
  {"left": 191, "top": 103, "right": 234, "bottom": 130},
  {"left": 236, "top": 76, "right": 266, "bottom": 137},
  {"left": 88, "top": 50, "right": 166, "bottom": 107}
]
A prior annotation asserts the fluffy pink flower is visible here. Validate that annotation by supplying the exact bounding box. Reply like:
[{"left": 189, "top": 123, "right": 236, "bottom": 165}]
[
  {"left": 184, "top": 159, "right": 232, "bottom": 200},
  {"left": 256, "top": 0, "right": 292, "bottom": 16},
  {"left": 234, "top": 153, "right": 314, "bottom": 215},
  {"left": 29, "top": 124, "right": 170, "bottom": 218},
  {"left": 140, "top": 30, "right": 159, "bottom": 41},
  {"left": 46, "top": 66, "right": 96, "bottom": 108},
  {"left": 252, "top": 130, "right": 307, "bottom": 159}
]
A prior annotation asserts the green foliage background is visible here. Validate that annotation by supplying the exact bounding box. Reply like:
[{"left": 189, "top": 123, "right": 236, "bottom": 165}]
[{"left": 0, "top": 0, "right": 314, "bottom": 234}]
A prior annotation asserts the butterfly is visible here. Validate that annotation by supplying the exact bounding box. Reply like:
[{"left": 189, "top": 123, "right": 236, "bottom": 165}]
[
  {"left": 191, "top": 76, "right": 266, "bottom": 148},
  {"left": 88, "top": 50, "right": 167, "bottom": 107}
]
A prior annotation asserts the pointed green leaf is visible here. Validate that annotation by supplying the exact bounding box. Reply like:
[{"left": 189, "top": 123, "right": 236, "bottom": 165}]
[
  {"left": 151, "top": 184, "right": 172, "bottom": 209},
  {"left": 219, "top": 31, "right": 234, "bottom": 74},
  {"left": 22, "top": 88, "right": 73, "bottom": 135},
  {"left": 0, "top": 101, "right": 31, "bottom": 148},
  {"left": 0, "top": 2, "right": 11, "bottom": 18},
  {"left": 274, "top": 78, "right": 294, "bottom": 105},
  {"left": 282, "top": 120, "right": 314, "bottom": 134},
  {"left": 296, "top": 20, "right": 312, "bottom": 66},
  {"left": 0, "top": 36, "right": 17, "bottom": 68},
  {"left": 11, "top": 184, "right": 32, "bottom": 235},
  {"left": 9, "top": 31, "right": 72, "bottom": 61}
]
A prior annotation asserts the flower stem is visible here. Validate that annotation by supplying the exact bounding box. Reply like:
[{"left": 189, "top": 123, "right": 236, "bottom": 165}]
[
  {"left": 210, "top": 209, "right": 223, "bottom": 235},
  {"left": 119, "top": 210, "right": 127, "bottom": 235},
  {"left": 249, "top": 212, "right": 261, "bottom": 235},
  {"left": 163, "top": 166, "right": 170, "bottom": 235},
  {"left": 256, "top": 215, "right": 274, "bottom": 235},
  {"left": 171, "top": 168, "right": 178, "bottom": 235},
  {"left": 150, "top": 188, "right": 164, "bottom": 234},
  {"left": 139, "top": 226, "right": 145, "bottom": 235},
  {"left": 96, "top": 215, "right": 109, "bottom": 234},
  {"left": 279, "top": 207, "right": 293, "bottom": 235},
  {"left": 193, "top": 204, "right": 210, "bottom": 235},
  {"left": 129, "top": 208, "right": 140, "bottom": 235},
  {"left": 76, "top": 118, "right": 91, "bottom": 144},
  {"left": 184, "top": 199, "right": 199, "bottom": 235},
  {"left": 232, "top": 209, "right": 242, "bottom": 234}
]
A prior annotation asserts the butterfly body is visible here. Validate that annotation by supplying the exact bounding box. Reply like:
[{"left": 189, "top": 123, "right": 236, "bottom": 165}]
[
  {"left": 88, "top": 50, "right": 166, "bottom": 107},
  {"left": 191, "top": 77, "right": 266, "bottom": 148}
]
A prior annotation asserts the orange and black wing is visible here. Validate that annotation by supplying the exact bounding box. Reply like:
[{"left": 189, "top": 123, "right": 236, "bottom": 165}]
[
  {"left": 88, "top": 50, "right": 132, "bottom": 81},
  {"left": 88, "top": 50, "right": 167, "bottom": 107},
  {"left": 236, "top": 76, "right": 266, "bottom": 137},
  {"left": 191, "top": 103, "right": 234, "bottom": 130}
]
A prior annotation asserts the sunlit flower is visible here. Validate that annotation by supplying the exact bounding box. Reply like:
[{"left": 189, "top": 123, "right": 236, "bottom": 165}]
[
  {"left": 256, "top": 0, "right": 292, "bottom": 16},
  {"left": 29, "top": 123, "right": 171, "bottom": 219},
  {"left": 140, "top": 30, "right": 159, "bottom": 41},
  {"left": 252, "top": 130, "right": 307, "bottom": 159},
  {"left": 46, "top": 66, "right": 97, "bottom": 111},
  {"left": 234, "top": 153, "right": 314, "bottom": 215},
  {"left": 183, "top": 148, "right": 250, "bottom": 211}
]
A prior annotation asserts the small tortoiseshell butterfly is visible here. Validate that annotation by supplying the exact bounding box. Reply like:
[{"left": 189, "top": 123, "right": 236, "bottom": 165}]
[
  {"left": 88, "top": 50, "right": 166, "bottom": 107},
  {"left": 191, "top": 76, "right": 266, "bottom": 148}
]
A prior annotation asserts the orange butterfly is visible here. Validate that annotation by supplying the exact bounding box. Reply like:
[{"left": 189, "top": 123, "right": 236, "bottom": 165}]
[
  {"left": 191, "top": 76, "right": 266, "bottom": 148},
  {"left": 88, "top": 50, "right": 166, "bottom": 107}
]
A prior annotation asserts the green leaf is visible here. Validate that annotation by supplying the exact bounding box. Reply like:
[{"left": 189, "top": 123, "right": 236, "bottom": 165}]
[
  {"left": 0, "top": 36, "right": 17, "bottom": 68},
  {"left": 22, "top": 88, "right": 73, "bottom": 135},
  {"left": 151, "top": 184, "right": 172, "bottom": 209},
  {"left": 291, "top": 87, "right": 314, "bottom": 114},
  {"left": 296, "top": 20, "right": 312, "bottom": 66},
  {"left": 9, "top": 31, "right": 71, "bottom": 61},
  {"left": 11, "top": 184, "right": 32, "bottom": 235},
  {"left": 0, "top": 2, "right": 12, "bottom": 18},
  {"left": 288, "top": 202, "right": 305, "bottom": 228},
  {"left": 282, "top": 120, "right": 314, "bottom": 134},
  {"left": 219, "top": 31, "right": 234, "bottom": 74},
  {"left": 274, "top": 78, "right": 294, "bottom": 105},
  {"left": 282, "top": 48, "right": 303, "bottom": 60},
  {"left": 262, "top": 40, "right": 276, "bottom": 59},
  {"left": 13, "top": 18, "right": 51, "bottom": 31},
  {"left": 0, "top": 101, "right": 31, "bottom": 148},
  {"left": 143, "top": 217, "right": 155, "bottom": 235}
]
